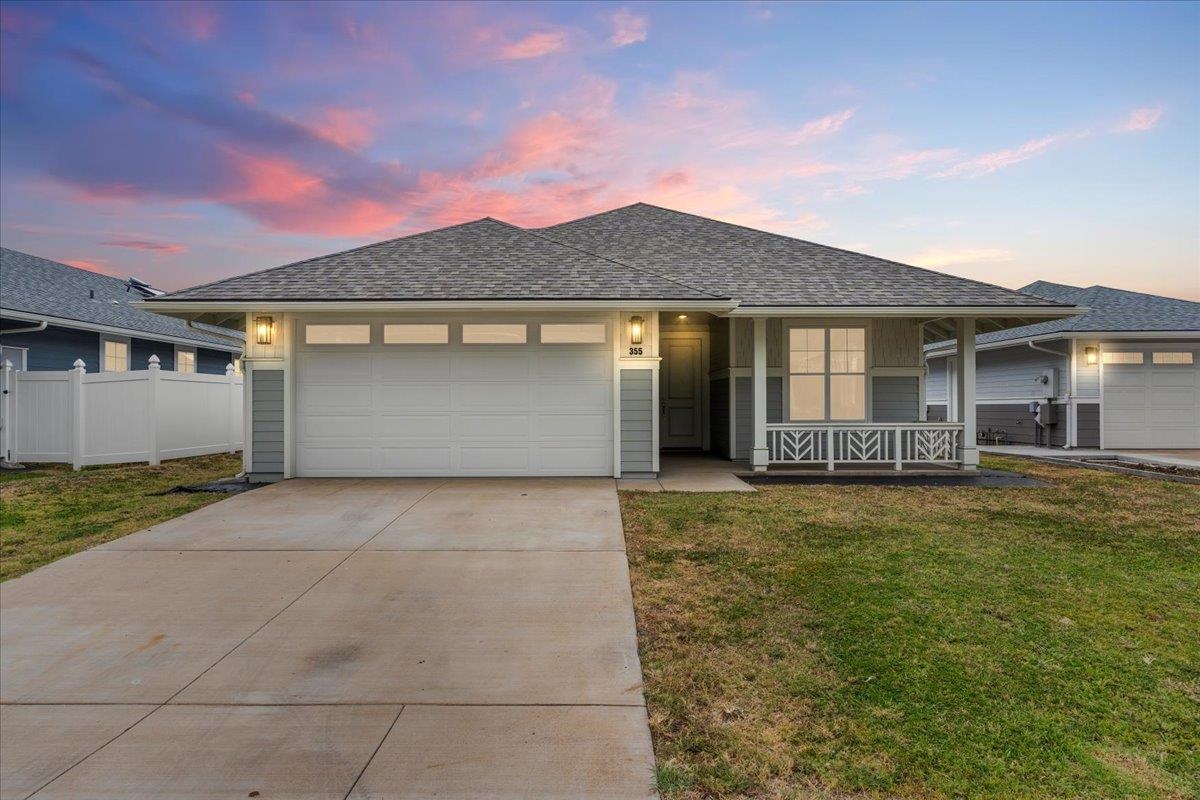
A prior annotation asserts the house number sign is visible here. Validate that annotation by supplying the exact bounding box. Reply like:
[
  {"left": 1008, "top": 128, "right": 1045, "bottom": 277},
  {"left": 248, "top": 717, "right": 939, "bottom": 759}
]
[{"left": 628, "top": 346, "right": 644, "bottom": 356}]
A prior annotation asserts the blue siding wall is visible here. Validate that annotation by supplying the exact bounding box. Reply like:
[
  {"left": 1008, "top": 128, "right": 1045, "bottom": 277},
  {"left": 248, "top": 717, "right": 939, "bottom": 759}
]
[
  {"left": 0, "top": 322, "right": 237, "bottom": 373},
  {"left": 0, "top": 325, "right": 99, "bottom": 370}
]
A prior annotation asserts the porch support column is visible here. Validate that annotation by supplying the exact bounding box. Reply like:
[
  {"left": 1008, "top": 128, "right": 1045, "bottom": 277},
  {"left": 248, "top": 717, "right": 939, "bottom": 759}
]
[
  {"left": 751, "top": 317, "right": 769, "bottom": 471},
  {"left": 955, "top": 317, "right": 979, "bottom": 469}
]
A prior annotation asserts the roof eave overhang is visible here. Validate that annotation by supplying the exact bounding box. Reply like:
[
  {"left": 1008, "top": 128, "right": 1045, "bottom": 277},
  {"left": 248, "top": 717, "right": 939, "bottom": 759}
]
[
  {"left": 138, "top": 298, "right": 740, "bottom": 316},
  {"left": 724, "top": 304, "right": 1081, "bottom": 317},
  {"left": 0, "top": 307, "right": 243, "bottom": 352},
  {"left": 926, "top": 328, "right": 1200, "bottom": 357}
]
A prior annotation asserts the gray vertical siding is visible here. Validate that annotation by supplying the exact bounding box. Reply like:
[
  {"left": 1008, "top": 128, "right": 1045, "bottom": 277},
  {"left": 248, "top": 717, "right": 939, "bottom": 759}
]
[
  {"left": 927, "top": 346, "right": 1070, "bottom": 401},
  {"left": 251, "top": 369, "right": 284, "bottom": 479},
  {"left": 926, "top": 356, "right": 947, "bottom": 401},
  {"left": 872, "top": 375, "right": 920, "bottom": 422},
  {"left": 734, "top": 376, "right": 782, "bottom": 460},
  {"left": 620, "top": 369, "right": 654, "bottom": 474},
  {"left": 1077, "top": 403, "right": 1100, "bottom": 447},
  {"left": 710, "top": 377, "right": 730, "bottom": 458}
]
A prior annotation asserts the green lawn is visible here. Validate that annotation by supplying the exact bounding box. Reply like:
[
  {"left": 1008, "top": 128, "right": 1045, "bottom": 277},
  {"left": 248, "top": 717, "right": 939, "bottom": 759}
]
[
  {"left": 621, "top": 456, "right": 1200, "bottom": 799},
  {"left": 0, "top": 454, "right": 243, "bottom": 581}
]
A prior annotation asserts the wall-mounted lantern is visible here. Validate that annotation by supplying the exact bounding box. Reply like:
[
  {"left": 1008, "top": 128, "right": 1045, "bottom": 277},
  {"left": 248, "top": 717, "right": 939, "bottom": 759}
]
[
  {"left": 255, "top": 315, "right": 275, "bottom": 346},
  {"left": 629, "top": 315, "right": 644, "bottom": 345},
  {"left": 1084, "top": 346, "right": 1098, "bottom": 366}
]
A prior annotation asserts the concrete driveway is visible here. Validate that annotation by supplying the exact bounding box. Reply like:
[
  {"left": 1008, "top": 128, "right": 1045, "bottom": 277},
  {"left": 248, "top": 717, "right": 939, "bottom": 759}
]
[{"left": 0, "top": 478, "right": 657, "bottom": 799}]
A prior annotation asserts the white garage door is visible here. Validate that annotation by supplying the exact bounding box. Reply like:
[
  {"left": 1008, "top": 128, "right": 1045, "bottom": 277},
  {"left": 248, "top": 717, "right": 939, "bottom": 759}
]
[
  {"left": 1102, "top": 345, "right": 1199, "bottom": 449},
  {"left": 295, "top": 320, "right": 614, "bottom": 477}
]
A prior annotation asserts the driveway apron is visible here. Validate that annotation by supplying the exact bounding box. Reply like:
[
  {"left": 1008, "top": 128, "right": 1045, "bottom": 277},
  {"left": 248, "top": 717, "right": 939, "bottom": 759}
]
[{"left": 0, "top": 477, "right": 658, "bottom": 800}]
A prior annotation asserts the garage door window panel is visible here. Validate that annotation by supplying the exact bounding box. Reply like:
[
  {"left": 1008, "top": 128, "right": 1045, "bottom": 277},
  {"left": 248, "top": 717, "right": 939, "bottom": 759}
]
[
  {"left": 462, "top": 324, "right": 527, "bottom": 344},
  {"left": 1102, "top": 351, "right": 1143, "bottom": 365},
  {"left": 306, "top": 324, "right": 371, "bottom": 345},
  {"left": 540, "top": 323, "right": 606, "bottom": 344},
  {"left": 383, "top": 324, "right": 449, "bottom": 344},
  {"left": 1152, "top": 352, "right": 1194, "bottom": 365}
]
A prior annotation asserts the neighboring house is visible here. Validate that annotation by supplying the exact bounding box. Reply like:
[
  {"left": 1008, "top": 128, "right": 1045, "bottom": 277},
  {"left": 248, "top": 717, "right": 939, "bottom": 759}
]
[
  {"left": 142, "top": 203, "right": 1077, "bottom": 481},
  {"left": 1, "top": 248, "right": 243, "bottom": 374},
  {"left": 925, "top": 281, "right": 1200, "bottom": 450}
]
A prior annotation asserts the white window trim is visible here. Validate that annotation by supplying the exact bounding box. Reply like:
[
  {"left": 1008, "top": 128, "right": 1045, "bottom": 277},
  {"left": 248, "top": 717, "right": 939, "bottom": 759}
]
[
  {"left": 783, "top": 322, "right": 872, "bottom": 423},
  {"left": 174, "top": 345, "right": 197, "bottom": 373},
  {"left": 100, "top": 334, "right": 131, "bottom": 373},
  {"left": 0, "top": 345, "right": 29, "bottom": 371}
]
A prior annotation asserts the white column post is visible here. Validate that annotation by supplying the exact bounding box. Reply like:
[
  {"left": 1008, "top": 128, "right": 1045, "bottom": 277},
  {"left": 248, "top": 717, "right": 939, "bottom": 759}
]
[
  {"left": 147, "top": 355, "right": 161, "bottom": 466},
  {"left": 1, "top": 360, "right": 12, "bottom": 462},
  {"left": 955, "top": 318, "right": 979, "bottom": 469},
  {"left": 894, "top": 427, "right": 903, "bottom": 471},
  {"left": 69, "top": 359, "right": 86, "bottom": 470},
  {"left": 226, "top": 363, "right": 238, "bottom": 454},
  {"left": 751, "top": 317, "right": 769, "bottom": 471}
]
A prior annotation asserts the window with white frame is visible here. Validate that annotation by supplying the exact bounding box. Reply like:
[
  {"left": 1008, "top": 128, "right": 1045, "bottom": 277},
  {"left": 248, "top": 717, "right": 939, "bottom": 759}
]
[
  {"left": 305, "top": 324, "right": 371, "bottom": 344},
  {"left": 102, "top": 337, "right": 130, "bottom": 372},
  {"left": 788, "top": 327, "right": 866, "bottom": 421},
  {"left": 462, "top": 323, "right": 526, "bottom": 344},
  {"left": 383, "top": 324, "right": 449, "bottom": 344},
  {"left": 540, "top": 323, "right": 606, "bottom": 344},
  {"left": 175, "top": 347, "right": 196, "bottom": 373}
]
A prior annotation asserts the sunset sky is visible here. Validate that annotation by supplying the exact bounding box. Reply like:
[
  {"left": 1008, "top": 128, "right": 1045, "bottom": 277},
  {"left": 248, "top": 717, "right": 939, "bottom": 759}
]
[{"left": 1, "top": 0, "right": 1196, "bottom": 299}]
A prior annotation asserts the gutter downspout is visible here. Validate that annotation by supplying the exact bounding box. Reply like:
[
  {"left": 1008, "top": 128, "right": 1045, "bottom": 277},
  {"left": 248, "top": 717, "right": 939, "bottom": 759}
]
[{"left": 0, "top": 320, "right": 48, "bottom": 336}]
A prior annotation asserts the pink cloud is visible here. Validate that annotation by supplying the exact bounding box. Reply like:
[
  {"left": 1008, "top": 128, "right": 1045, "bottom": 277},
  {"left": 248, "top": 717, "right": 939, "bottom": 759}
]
[
  {"left": 1118, "top": 106, "right": 1163, "bottom": 133},
  {"left": 610, "top": 8, "right": 649, "bottom": 47},
  {"left": 101, "top": 239, "right": 187, "bottom": 255},
  {"left": 309, "top": 107, "right": 376, "bottom": 150},
  {"left": 63, "top": 258, "right": 121, "bottom": 277},
  {"left": 497, "top": 30, "right": 568, "bottom": 60},
  {"left": 655, "top": 170, "right": 692, "bottom": 190},
  {"left": 173, "top": 3, "right": 219, "bottom": 42},
  {"left": 932, "top": 135, "right": 1070, "bottom": 179},
  {"left": 786, "top": 107, "right": 857, "bottom": 144}
]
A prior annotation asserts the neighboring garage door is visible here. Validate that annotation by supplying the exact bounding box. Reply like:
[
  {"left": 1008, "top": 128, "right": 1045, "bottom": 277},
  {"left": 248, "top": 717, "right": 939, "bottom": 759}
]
[
  {"left": 294, "top": 319, "right": 614, "bottom": 477},
  {"left": 1101, "top": 345, "right": 1200, "bottom": 448}
]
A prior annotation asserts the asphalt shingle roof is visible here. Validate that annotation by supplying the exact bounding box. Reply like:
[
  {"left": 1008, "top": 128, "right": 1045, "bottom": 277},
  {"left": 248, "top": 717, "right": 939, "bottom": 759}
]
[
  {"left": 1, "top": 248, "right": 242, "bottom": 349},
  {"left": 161, "top": 218, "right": 723, "bottom": 302},
  {"left": 926, "top": 280, "right": 1200, "bottom": 351},
  {"left": 538, "top": 204, "right": 1063, "bottom": 307},
  {"left": 152, "top": 203, "right": 1073, "bottom": 310}
]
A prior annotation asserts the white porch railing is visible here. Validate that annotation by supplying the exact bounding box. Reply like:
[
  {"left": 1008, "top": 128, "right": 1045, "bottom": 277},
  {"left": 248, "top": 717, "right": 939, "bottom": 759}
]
[{"left": 767, "top": 423, "right": 963, "bottom": 469}]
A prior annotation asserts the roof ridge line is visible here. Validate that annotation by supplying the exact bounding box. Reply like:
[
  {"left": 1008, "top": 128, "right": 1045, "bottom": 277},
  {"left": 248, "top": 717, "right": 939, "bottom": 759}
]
[
  {"left": 591, "top": 203, "right": 1072, "bottom": 308},
  {"left": 489, "top": 216, "right": 730, "bottom": 301}
]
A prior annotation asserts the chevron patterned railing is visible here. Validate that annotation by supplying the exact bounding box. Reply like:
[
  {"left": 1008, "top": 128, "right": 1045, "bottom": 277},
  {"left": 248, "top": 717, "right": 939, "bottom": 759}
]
[{"left": 766, "top": 423, "right": 963, "bottom": 470}]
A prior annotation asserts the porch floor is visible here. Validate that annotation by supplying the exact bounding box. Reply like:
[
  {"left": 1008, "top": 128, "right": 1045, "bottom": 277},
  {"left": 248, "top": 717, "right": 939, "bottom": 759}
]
[{"left": 618, "top": 453, "right": 755, "bottom": 493}]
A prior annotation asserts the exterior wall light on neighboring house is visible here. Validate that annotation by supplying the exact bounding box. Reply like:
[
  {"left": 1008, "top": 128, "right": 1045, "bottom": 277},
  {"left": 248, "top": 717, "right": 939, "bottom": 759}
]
[
  {"left": 1084, "top": 346, "right": 1098, "bottom": 366},
  {"left": 255, "top": 315, "right": 275, "bottom": 346},
  {"left": 629, "top": 315, "right": 644, "bottom": 345}
]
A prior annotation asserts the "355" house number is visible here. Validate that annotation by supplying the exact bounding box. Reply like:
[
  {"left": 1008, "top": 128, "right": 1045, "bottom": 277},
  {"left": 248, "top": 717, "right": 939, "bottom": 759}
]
[{"left": 628, "top": 346, "right": 643, "bottom": 356}]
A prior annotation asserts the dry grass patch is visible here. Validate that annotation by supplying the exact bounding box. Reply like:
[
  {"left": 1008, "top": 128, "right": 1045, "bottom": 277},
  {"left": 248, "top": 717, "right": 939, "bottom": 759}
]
[{"left": 622, "top": 456, "right": 1199, "bottom": 799}]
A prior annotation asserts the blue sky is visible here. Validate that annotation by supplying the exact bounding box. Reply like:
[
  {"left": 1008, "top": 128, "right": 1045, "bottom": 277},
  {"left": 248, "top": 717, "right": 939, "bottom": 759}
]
[{"left": 1, "top": 0, "right": 1196, "bottom": 298}]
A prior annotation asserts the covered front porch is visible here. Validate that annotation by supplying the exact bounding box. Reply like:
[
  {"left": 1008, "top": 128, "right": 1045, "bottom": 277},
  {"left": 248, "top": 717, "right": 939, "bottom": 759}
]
[{"left": 654, "top": 311, "right": 999, "bottom": 473}]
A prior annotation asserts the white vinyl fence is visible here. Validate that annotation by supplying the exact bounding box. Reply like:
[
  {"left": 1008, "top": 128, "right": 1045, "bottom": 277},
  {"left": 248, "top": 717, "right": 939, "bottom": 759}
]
[{"left": 0, "top": 355, "right": 243, "bottom": 469}]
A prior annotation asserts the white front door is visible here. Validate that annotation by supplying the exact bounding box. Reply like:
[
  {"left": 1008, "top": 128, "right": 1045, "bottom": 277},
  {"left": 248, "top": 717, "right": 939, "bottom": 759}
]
[
  {"left": 1102, "top": 345, "right": 1199, "bottom": 449},
  {"left": 660, "top": 333, "right": 705, "bottom": 449},
  {"left": 294, "top": 317, "right": 614, "bottom": 477}
]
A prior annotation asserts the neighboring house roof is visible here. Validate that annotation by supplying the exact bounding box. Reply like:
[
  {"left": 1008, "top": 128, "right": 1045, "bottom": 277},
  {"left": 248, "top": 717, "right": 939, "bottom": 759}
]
[
  {"left": 149, "top": 204, "right": 1069, "bottom": 311},
  {"left": 0, "top": 248, "right": 243, "bottom": 350},
  {"left": 158, "top": 218, "right": 724, "bottom": 302},
  {"left": 538, "top": 203, "right": 1060, "bottom": 307},
  {"left": 925, "top": 280, "right": 1200, "bottom": 353}
]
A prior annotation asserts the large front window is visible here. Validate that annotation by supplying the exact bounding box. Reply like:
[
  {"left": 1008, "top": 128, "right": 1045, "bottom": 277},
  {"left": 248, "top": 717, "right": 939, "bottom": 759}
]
[{"left": 788, "top": 327, "right": 865, "bottom": 421}]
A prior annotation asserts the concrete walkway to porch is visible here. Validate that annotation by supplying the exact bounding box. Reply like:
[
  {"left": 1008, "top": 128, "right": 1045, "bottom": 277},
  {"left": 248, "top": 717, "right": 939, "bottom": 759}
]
[{"left": 618, "top": 453, "right": 756, "bottom": 492}]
